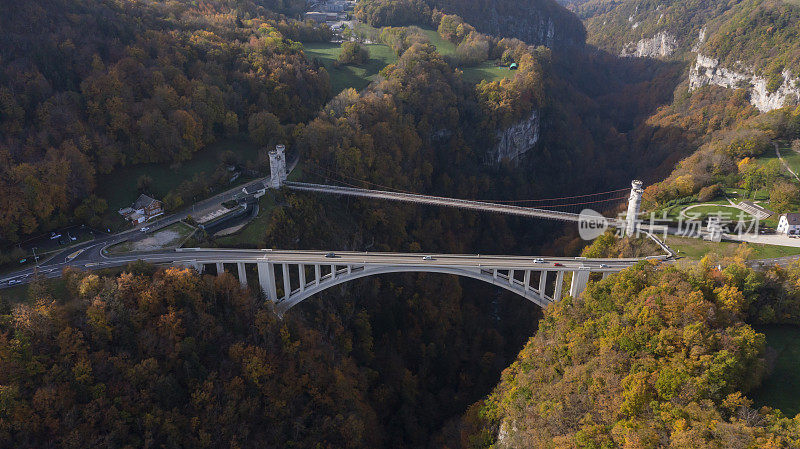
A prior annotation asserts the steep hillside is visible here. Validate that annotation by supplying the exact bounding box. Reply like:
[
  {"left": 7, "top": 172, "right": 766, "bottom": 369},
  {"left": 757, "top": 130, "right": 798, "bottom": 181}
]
[
  {"left": 579, "top": 0, "right": 733, "bottom": 58},
  {"left": 427, "top": 0, "right": 586, "bottom": 48},
  {"left": 474, "top": 257, "right": 800, "bottom": 447},
  {"left": 574, "top": 0, "right": 800, "bottom": 111},
  {"left": 691, "top": 0, "right": 800, "bottom": 112},
  {"left": 0, "top": 0, "right": 330, "bottom": 243},
  {"left": 356, "top": 0, "right": 586, "bottom": 48}
]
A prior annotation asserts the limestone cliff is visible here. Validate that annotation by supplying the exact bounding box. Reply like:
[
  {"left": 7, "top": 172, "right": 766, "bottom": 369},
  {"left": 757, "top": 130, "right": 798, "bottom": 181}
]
[
  {"left": 620, "top": 31, "right": 677, "bottom": 59},
  {"left": 689, "top": 54, "right": 800, "bottom": 113},
  {"left": 427, "top": 0, "right": 586, "bottom": 48},
  {"left": 490, "top": 110, "right": 540, "bottom": 165}
]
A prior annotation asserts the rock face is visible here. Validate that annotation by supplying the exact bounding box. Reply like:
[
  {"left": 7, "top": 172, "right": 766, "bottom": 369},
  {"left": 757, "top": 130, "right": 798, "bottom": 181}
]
[
  {"left": 689, "top": 53, "right": 800, "bottom": 112},
  {"left": 620, "top": 31, "right": 677, "bottom": 58},
  {"left": 429, "top": 0, "right": 586, "bottom": 48},
  {"left": 490, "top": 110, "right": 540, "bottom": 164}
]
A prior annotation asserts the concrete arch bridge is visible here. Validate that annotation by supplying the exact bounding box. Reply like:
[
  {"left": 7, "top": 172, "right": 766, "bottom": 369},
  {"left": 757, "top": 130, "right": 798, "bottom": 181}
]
[{"left": 171, "top": 249, "right": 662, "bottom": 315}]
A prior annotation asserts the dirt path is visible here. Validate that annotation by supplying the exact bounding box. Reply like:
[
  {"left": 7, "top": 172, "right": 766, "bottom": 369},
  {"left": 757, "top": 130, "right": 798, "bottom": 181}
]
[{"left": 775, "top": 142, "right": 800, "bottom": 182}]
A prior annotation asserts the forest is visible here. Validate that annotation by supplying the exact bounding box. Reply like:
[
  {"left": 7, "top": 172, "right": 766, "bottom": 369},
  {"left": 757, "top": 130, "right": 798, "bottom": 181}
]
[
  {"left": 643, "top": 101, "right": 800, "bottom": 212},
  {"left": 0, "top": 0, "right": 329, "bottom": 243},
  {"left": 476, "top": 243, "right": 800, "bottom": 447},
  {"left": 5, "top": 0, "right": 800, "bottom": 446}
]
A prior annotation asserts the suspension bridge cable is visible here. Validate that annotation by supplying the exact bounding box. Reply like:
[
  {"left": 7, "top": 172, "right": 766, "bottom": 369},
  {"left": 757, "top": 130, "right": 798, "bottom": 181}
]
[
  {"left": 301, "top": 166, "right": 629, "bottom": 210},
  {"left": 303, "top": 160, "right": 631, "bottom": 204}
]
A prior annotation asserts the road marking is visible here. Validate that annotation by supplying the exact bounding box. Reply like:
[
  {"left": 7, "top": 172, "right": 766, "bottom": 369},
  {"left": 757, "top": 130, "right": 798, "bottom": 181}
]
[{"left": 66, "top": 248, "right": 85, "bottom": 262}]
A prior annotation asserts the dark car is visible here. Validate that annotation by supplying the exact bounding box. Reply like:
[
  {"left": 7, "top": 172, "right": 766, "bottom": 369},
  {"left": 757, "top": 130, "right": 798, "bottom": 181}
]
[{"left": 325, "top": 252, "right": 338, "bottom": 258}]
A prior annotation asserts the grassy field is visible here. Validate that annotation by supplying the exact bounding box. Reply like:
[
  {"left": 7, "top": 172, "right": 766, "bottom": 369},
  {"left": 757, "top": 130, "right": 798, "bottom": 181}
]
[
  {"left": 98, "top": 138, "right": 261, "bottom": 213},
  {"left": 0, "top": 277, "right": 69, "bottom": 307},
  {"left": 0, "top": 283, "right": 31, "bottom": 306},
  {"left": 723, "top": 187, "right": 770, "bottom": 201},
  {"left": 751, "top": 325, "right": 800, "bottom": 416},
  {"left": 420, "top": 28, "right": 456, "bottom": 55},
  {"left": 419, "top": 28, "right": 514, "bottom": 84},
  {"left": 681, "top": 204, "right": 754, "bottom": 221},
  {"left": 214, "top": 195, "right": 276, "bottom": 247},
  {"left": 779, "top": 143, "right": 800, "bottom": 176},
  {"left": 461, "top": 62, "right": 514, "bottom": 84},
  {"left": 665, "top": 235, "right": 800, "bottom": 260},
  {"left": 302, "top": 42, "right": 397, "bottom": 95}
]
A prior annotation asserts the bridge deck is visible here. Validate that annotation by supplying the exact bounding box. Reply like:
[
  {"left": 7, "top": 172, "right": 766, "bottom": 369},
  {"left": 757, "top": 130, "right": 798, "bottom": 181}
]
[{"left": 286, "top": 182, "right": 625, "bottom": 226}]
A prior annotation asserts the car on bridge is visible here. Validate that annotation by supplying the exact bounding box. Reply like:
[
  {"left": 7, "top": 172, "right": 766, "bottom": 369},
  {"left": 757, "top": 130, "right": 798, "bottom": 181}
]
[
  {"left": 533, "top": 258, "right": 545, "bottom": 263},
  {"left": 325, "top": 252, "right": 338, "bottom": 258},
  {"left": 553, "top": 262, "right": 563, "bottom": 267},
  {"left": 422, "top": 255, "right": 434, "bottom": 260}
]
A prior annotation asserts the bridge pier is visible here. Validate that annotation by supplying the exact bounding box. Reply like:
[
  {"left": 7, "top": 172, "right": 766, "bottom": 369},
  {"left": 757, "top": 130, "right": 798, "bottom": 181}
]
[
  {"left": 569, "top": 269, "right": 591, "bottom": 298},
  {"left": 237, "top": 262, "right": 247, "bottom": 287},
  {"left": 258, "top": 262, "right": 278, "bottom": 301},
  {"left": 282, "top": 264, "right": 290, "bottom": 300},
  {"left": 539, "top": 271, "right": 548, "bottom": 296},
  {"left": 299, "top": 265, "right": 306, "bottom": 291},
  {"left": 553, "top": 271, "right": 564, "bottom": 301},
  {"left": 175, "top": 251, "right": 638, "bottom": 314}
]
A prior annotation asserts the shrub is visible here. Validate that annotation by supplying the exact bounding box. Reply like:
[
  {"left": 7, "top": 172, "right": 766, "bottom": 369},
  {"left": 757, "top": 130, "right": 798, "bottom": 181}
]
[
  {"left": 698, "top": 184, "right": 723, "bottom": 202},
  {"left": 338, "top": 41, "right": 369, "bottom": 65}
]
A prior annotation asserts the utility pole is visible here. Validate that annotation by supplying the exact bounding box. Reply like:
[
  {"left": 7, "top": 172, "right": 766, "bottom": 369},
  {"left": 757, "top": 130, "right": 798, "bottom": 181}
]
[{"left": 32, "top": 247, "right": 39, "bottom": 267}]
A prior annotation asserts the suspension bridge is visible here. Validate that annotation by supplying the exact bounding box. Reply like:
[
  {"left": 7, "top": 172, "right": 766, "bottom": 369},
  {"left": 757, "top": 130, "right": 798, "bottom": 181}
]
[{"left": 1, "top": 145, "right": 661, "bottom": 313}]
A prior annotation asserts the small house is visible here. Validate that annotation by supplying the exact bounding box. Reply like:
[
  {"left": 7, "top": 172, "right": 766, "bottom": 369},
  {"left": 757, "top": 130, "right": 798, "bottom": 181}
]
[
  {"left": 777, "top": 213, "right": 800, "bottom": 235},
  {"left": 119, "top": 194, "right": 164, "bottom": 224}
]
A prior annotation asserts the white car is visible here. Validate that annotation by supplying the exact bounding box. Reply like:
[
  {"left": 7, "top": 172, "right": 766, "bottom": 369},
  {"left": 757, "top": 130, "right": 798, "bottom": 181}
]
[
  {"left": 422, "top": 255, "right": 434, "bottom": 260},
  {"left": 140, "top": 227, "right": 150, "bottom": 233},
  {"left": 8, "top": 279, "right": 21, "bottom": 285},
  {"left": 533, "top": 258, "right": 545, "bottom": 263}
]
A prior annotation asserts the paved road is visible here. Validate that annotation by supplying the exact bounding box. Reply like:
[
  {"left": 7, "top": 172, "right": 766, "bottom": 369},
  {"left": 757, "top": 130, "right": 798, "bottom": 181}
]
[
  {"left": 0, "top": 248, "right": 656, "bottom": 288},
  {"left": 748, "top": 255, "right": 800, "bottom": 268},
  {"left": 0, "top": 156, "right": 307, "bottom": 288},
  {"left": 0, "top": 177, "right": 273, "bottom": 287}
]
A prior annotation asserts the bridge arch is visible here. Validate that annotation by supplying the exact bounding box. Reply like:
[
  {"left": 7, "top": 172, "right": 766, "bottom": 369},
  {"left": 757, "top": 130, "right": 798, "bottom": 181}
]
[{"left": 271, "top": 265, "right": 557, "bottom": 315}]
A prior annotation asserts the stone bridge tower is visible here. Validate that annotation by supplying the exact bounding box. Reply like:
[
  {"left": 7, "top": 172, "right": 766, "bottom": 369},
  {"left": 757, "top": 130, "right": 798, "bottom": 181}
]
[
  {"left": 625, "top": 180, "right": 644, "bottom": 237},
  {"left": 269, "top": 144, "right": 287, "bottom": 188}
]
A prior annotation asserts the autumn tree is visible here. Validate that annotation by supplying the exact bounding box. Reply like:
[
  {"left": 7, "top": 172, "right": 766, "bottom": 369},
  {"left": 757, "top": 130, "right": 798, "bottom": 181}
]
[{"left": 338, "top": 41, "right": 370, "bottom": 65}]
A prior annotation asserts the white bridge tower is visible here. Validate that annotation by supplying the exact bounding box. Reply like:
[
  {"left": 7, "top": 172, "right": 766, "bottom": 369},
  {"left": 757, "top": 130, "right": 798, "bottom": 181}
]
[
  {"left": 625, "top": 180, "right": 643, "bottom": 237},
  {"left": 269, "top": 144, "right": 287, "bottom": 188}
]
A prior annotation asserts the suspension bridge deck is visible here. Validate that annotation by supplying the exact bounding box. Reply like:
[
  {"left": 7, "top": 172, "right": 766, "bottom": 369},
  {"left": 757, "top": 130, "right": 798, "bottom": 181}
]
[{"left": 285, "top": 182, "right": 626, "bottom": 225}]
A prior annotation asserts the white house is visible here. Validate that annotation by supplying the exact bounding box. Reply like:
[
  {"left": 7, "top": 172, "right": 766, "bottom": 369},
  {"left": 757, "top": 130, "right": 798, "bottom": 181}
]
[{"left": 777, "top": 213, "right": 800, "bottom": 235}]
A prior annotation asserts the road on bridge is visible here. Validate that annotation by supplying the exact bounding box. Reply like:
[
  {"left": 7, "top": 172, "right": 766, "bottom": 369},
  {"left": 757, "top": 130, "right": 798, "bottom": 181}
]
[{"left": 0, "top": 248, "right": 653, "bottom": 288}]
